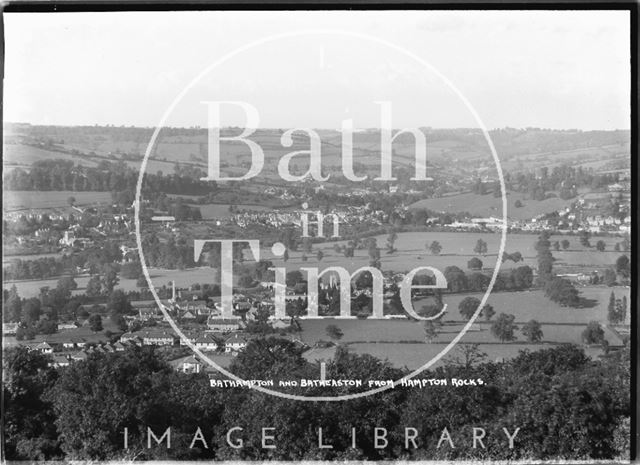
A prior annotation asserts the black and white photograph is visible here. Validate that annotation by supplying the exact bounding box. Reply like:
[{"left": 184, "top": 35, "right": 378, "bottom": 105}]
[{"left": 1, "top": 6, "right": 635, "bottom": 463}]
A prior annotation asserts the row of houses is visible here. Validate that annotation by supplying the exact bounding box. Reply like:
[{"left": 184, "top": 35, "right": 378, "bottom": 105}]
[
  {"left": 119, "top": 329, "right": 249, "bottom": 354},
  {"left": 170, "top": 334, "right": 308, "bottom": 375},
  {"left": 133, "top": 304, "right": 248, "bottom": 332},
  {"left": 17, "top": 338, "right": 140, "bottom": 368},
  {"left": 229, "top": 205, "right": 383, "bottom": 232},
  {"left": 19, "top": 332, "right": 250, "bottom": 370}
]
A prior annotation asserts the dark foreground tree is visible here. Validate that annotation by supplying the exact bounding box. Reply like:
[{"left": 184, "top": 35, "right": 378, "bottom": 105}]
[
  {"left": 3, "top": 348, "right": 61, "bottom": 460},
  {"left": 49, "top": 346, "right": 222, "bottom": 460},
  {"left": 2, "top": 328, "right": 630, "bottom": 461}
]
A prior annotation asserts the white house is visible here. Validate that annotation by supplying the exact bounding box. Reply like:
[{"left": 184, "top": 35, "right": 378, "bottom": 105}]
[
  {"left": 173, "top": 355, "right": 203, "bottom": 374},
  {"left": 113, "top": 341, "right": 127, "bottom": 351},
  {"left": 62, "top": 337, "right": 86, "bottom": 350},
  {"left": 225, "top": 334, "right": 248, "bottom": 354},
  {"left": 141, "top": 330, "right": 176, "bottom": 346},
  {"left": 35, "top": 342, "right": 53, "bottom": 354},
  {"left": 51, "top": 354, "right": 70, "bottom": 368},
  {"left": 195, "top": 335, "right": 218, "bottom": 352},
  {"left": 179, "top": 332, "right": 199, "bottom": 346},
  {"left": 58, "top": 323, "right": 78, "bottom": 331}
]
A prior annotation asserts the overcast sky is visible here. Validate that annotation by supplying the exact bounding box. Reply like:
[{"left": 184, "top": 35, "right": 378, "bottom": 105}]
[{"left": 3, "top": 10, "right": 630, "bottom": 130}]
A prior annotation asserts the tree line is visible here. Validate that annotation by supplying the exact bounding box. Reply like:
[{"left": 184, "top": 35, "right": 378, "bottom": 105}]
[
  {"left": 2, "top": 341, "right": 630, "bottom": 461},
  {"left": 3, "top": 159, "right": 217, "bottom": 197}
]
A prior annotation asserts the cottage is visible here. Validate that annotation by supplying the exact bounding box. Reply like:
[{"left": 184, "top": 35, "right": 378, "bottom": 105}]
[
  {"left": 142, "top": 330, "right": 177, "bottom": 346},
  {"left": 58, "top": 322, "right": 78, "bottom": 330},
  {"left": 120, "top": 332, "right": 142, "bottom": 345},
  {"left": 138, "top": 307, "right": 161, "bottom": 321},
  {"left": 62, "top": 337, "right": 86, "bottom": 350},
  {"left": 70, "top": 352, "right": 88, "bottom": 362},
  {"left": 225, "top": 334, "right": 248, "bottom": 354},
  {"left": 51, "top": 354, "right": 70, "bottom": 368},
  {"left": 113, "top": 341, "right": 127, "bottom": 351},
  {"left": 234, "top": 301, "right": 252, "bottom": 312},
  {"left": 103, "top": 344, "right": 116, "bottom": 353},
  {"left": 177, "top": 330, "right": 199, "bottom": 346},
  {"left": 195, "top": 334, "right": 218, "bottom": 351},
  {"left": 183, "top": 300, "right": 210, "bottom": 315},
  {"left": 130, "top": 300, "right": 171, "bottom": 321},
  {"left": 35, "top": 342, "right": 54, "bottom": 354},
  {"left": 177, "top": 355, "right": 203, "bottom": 374}
]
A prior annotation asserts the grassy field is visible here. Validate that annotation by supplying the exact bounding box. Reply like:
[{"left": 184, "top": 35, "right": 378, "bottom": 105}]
[
  {"left": 263, "top": 231, "right": 626, "bottom": 274},
  {"left": 3, "top": 190, "right": 113, "bottom": 212},
  {"left": 2, "top": 252, "right": 61, "bottom": 265},
  {"left": 305, "top": 341, "right": 609, "bottom": 370},
  {"left": 6, "top": 230, "right": 627, "bottom": 298},
  {"left": 7, "top": 132, "right": 489, "bottom": 182},
  {"left": 4, "top": 267, "right": 223, "bottom": 299},
  {"left": 302, "top": 327, "right": 623, "bottom": 370},
  {"left": 498, "top": 144, "right": 629, "bottom": 173},
  {"left": 420, "top": 287, "right": 630, "bottom": 325},
  {"left": 4, "top": 275, "right": 99, "bottom": 298},
  {"left": 298, "top": 285, "right": 627, "bottom": 369},
  {"left": 3, "top": 144, "right": 102, "bottom": 169},
  {"left": 296, "top": 288, "right": 628, "bottom": 345},
  {"left": 409, "top": 190, "right": 574, "bottom": 220}
]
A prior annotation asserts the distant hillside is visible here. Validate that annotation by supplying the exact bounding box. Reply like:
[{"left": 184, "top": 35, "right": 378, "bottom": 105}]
[{"left": 3, "top": 124, "right": 630, "bottom": 177}]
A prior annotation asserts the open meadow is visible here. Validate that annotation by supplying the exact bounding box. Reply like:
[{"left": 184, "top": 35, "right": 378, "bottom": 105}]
[
  {"left": 409, "top": 190, "right": 575, "bottom": 220},
  {"left": 296, "top": 288, "right": 628, "bottom": 345},
  {"left": 422, "top": 287, "right": 630, "bottom": 325},
  {"left": 304, "top": 340, "right": 610, "bottom": 370},
  {"left": 263, "top": 231, "right": 626, "bottom": 272},
  {"left": 6, "top": 230, "right": 627, "bottom": 298},
  {"left": 3, "top": 143, "right": 102, "bottom": 169},
  {"left": 298, "top": 286, "right": 627, "bottom": 368},
  {"left": 4, "top": 267, "right": 220, "bottom": 299},
  {"left": 3, "top": 190, "right": 113, "bottom": 212}
]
